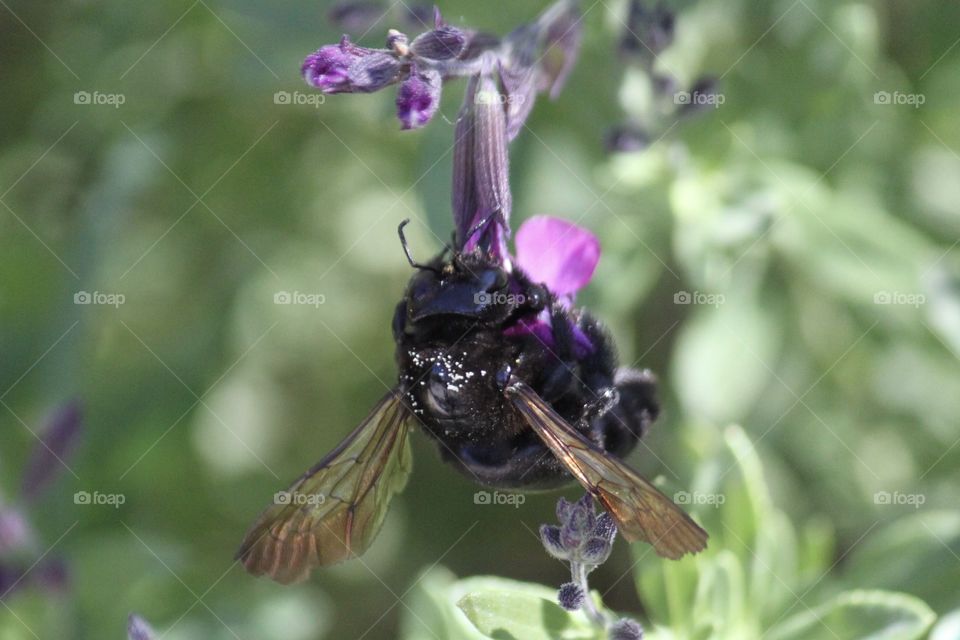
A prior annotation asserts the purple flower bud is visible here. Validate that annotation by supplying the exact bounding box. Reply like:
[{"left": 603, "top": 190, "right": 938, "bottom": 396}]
[
  {"left": 609, "top": 618, "right": 645, "bottom": 640},
  {"left": 302, "top": 37, "right": 359, "bottom": 93},
  {"left": 540, "top": 524, "right": 569, "bottom": 560},
  {"left": 128, "top": 614, "right": 157, "bottom": 640},
  {"left": 21, "top": 400, "right": 82, "bottom": 501},
  {"left": 556, "top": 496, "right": 574, "bottom": 522},
  {"left": 396, "top": 64, "right": 442, "bottom": 130},
  {"left": 557, "top": 582, "right": 585, "bottom": 611},
  {"left": 581, "top": 536, "right": 613, "bottom": 565},
  {"left": 560, "top": 521, "right": 585, "bottom": 550},
  {"left": 594, "top": 512, "right": 617, "bottom": 543},
  {"left": 347, "top": 51, "right": 402, "bottom": 93},
  {"left": 410, "top": 26, "right": 467, "bottom": 60}
]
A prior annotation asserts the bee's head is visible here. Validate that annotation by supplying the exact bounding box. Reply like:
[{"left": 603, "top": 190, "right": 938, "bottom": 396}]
[{"left": 398, "top": 220, "right": 546, "bottom": 324}]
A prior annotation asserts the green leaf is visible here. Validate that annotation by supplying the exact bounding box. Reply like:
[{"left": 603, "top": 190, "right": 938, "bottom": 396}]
[
  {"left": 842, "top": 511, "right": 960, "bottom": 614},
  {"left": 457, "top": 590, "right": 602, "bottom": 640},
  {"left": 765, "top": 590, "right": 935, "bottom": 640}
]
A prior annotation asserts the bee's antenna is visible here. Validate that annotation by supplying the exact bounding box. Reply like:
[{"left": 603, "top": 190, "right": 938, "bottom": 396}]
[{"left": 398, "top": 219, "right": 442, "bottom": 274}]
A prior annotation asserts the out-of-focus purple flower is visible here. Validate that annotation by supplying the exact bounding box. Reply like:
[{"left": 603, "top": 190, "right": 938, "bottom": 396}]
[
  {"left": 514, "top": 216, "right": 600, "bottom": 298},
  {"left": 677, "top": 76, "right": 720, "bottom": 115},
  {"left": 621, "top": 0, "right": 675, "bottom": 60},
  {"left": 33, "top": 558, "right": 68, "bottom": 593},
  {"left": 401, "top": 4, "right": 435, "bottom": 30},
  {"left": 0, "top": 564, "right": 24, "bottom": 600},
  {"left": 0, "top": 509, "right": 31, "bottom": 555},
  {"left": 128, "top": 614, "right": 157, "bottom": 640},
  {"left": 500, "top": 0, "right": 583, "bottom": 138},
  {"left": 21, "top": 400, "right": 82, "bottom": 501},
  {"left": 605, "top": 124, "right": 649, "bottom": 153},
  {"left": 538, "top": 2, "right": 584, "bottom": 99},
  {"left": 610, "top": 618, "right": 645, "bottom": 640},
  {"left": 397, "top": 64, "right": 442, "bottom": 130},
  {"left": 327, "top": 1, "right": 384, "bottom": 33}
]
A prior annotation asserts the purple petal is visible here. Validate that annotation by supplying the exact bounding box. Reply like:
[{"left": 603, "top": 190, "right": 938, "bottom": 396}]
[
  {"left": 347, "top": 51, "right": 402, "bottom": 93},
  {"left": 515, "top": 216, "right": 600, "bottom": 296},
  {"left": 396, "top": 64, "right": 442, "bottom": 130},
  {"left": 410, "top": 26, "right": 467, "bottom": 60},
  {"left": 21, "top": 400, "right": 82, "bottom": 501},
  {"left": 128, "top": 614, "right": 157, "bottom": 640}
]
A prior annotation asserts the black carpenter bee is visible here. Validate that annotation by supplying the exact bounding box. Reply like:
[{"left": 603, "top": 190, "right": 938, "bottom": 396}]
[{"left": 237, "top": 221, "right": 707, "bottom": 584}]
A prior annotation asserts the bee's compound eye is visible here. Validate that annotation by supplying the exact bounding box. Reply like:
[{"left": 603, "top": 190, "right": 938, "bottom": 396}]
[{"left": 526, "top": 284, "right": 548, "bottom": 309}]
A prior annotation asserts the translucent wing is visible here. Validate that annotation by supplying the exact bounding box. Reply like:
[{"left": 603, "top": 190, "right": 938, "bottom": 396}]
[
  {"left": 236, "top": 390, "right": 413, "bottom": 583},
  {"left": 506, "top": 380, "right": 707, "bottom": 559}
]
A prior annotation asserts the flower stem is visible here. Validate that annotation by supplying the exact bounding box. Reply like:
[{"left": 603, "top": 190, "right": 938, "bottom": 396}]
[{"left": 572, "top": 561, "right": 607, "bottom": 627}]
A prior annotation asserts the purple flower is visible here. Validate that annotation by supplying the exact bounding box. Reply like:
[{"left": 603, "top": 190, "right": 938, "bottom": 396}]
[
  {"left": 0, "top": 509, "right": 31, "bottom": 556},
  {"left": 127, "top": 614, "right": 157, "bottom": 640},
  {"left": 21, "top": 400, "right": 82, "bottom": 501},
  {"left": 396, "top": 64, "right": 442, "bottom": 130},
  {"left": 302, "top": 38, "right": 357, "bottom": 93},
  {"left": 302, "top": 36, "right": 399, "bottom": 94},
  {"left": 514, "top": 215, "right": 600, "bottom": 298}
]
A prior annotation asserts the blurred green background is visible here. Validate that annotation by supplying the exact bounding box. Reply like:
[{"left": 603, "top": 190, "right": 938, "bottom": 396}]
[{"left": 2, "top": 0, "right": 959, "bottom": 638}]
